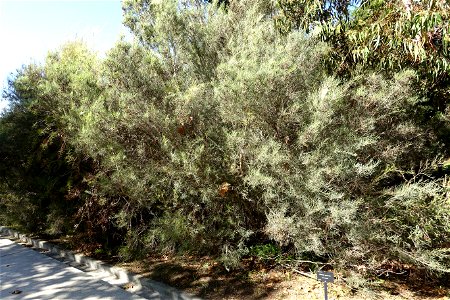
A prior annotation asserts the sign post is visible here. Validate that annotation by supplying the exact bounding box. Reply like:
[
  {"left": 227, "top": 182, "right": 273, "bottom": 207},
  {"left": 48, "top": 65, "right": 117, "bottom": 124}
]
[{"left": 317, "top": 271, "right": 334, "bottom": 300}]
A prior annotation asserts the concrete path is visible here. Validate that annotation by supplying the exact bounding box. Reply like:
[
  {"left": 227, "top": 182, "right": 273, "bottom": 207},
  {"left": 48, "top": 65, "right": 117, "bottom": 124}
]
[{"left": 0, "top": 238, "right": 148, "bottom": 300}]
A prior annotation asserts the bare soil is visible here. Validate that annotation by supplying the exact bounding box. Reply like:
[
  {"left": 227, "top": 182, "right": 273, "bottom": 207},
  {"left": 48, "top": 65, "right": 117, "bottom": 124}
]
[
  {"left": 31, "top": 233, "right": 450, "bottom": 300},
  {"left": 117, "top": 254, "right": 450, "bottom": 300}
]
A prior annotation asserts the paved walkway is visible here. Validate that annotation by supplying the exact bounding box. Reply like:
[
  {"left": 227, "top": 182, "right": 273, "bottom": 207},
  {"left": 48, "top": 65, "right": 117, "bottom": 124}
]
[{"left": 0, "top": 238, "right": 148, "bottom": 300}]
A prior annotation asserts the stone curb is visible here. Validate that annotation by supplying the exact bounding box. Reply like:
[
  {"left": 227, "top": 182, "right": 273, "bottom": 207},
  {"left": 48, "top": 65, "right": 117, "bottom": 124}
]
[{"left": 0, "top": 226, "right": 201, "bottom": 300}]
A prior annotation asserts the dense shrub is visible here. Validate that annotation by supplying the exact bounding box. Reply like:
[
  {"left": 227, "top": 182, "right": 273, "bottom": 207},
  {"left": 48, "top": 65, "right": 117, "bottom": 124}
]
[{"left": 1, "top": 0, "right": 449, "bottom": 276}]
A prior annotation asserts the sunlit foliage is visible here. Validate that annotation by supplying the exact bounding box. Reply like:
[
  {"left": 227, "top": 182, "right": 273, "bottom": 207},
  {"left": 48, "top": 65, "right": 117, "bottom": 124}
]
[{"left": 1, "top": 0, "right": 449, "bottom": 278}]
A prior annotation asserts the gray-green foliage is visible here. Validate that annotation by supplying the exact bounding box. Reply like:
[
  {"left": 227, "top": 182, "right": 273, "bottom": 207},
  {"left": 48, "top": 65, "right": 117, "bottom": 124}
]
[
  {"left": 100, "top": 0, "right": 449, "bottom": 271},
  {"left": 2, "top": 0, "right": 449, "bottom": 275}
]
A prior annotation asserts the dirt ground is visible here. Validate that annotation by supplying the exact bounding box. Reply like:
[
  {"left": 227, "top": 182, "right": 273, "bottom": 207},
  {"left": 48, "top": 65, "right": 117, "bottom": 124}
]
[
  {"left": 27, "top": 233, "right": 450, "bottom": 300},
  {"left": 117, "top": 255, "right": 450, "bottom": 300}
]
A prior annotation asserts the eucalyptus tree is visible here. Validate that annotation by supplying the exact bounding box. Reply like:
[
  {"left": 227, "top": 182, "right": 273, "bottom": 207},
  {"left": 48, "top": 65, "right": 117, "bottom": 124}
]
[{"left": 276, "top": 0, "right": 450, "bottom": 154}]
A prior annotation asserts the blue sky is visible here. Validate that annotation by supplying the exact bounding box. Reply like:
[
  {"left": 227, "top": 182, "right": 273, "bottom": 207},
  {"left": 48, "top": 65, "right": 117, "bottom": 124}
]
[{"left": 0, "top": 0, "right": 129, "bottom": 112}]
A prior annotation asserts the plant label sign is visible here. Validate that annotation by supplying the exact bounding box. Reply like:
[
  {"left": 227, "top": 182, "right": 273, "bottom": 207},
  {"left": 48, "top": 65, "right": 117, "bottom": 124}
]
[
  {"left": 317, "top": 270, "right": 334, "bottom": 283},
  {"left": 317, "top": 271, "right": 334, "bottom": 300}
]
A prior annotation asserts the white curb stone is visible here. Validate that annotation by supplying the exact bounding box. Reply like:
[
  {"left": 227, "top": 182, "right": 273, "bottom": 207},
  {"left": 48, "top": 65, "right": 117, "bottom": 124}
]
[{"left": 0, "top": 226, "right": 201, "bottom": 300}]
